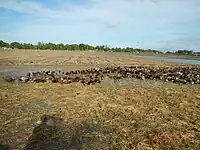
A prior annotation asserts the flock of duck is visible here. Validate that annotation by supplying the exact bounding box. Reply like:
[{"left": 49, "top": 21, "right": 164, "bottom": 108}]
[{"left": 4, "top": 65, "right": 200, "bottom": 85}]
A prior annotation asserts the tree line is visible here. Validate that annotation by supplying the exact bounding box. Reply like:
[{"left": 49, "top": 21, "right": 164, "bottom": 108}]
[
  {"left": 0, "top": 40, "right": 161, "bottom": 53},
  {"left": 0, "top": 40, "right": 199, "bottom": 56},
  {"left": 166, "top": 50, "right": 200, "bottom": 56}
]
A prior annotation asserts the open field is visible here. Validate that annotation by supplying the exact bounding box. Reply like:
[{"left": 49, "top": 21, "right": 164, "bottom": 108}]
[
  {"left": 0, "top": 50, "right": 200, "bottom": 149},
  {"left": 0, "top": 50, "right": 186, "bottom": 67}
]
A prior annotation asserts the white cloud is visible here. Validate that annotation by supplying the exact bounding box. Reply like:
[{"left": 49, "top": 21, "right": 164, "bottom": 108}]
[
  {"left": 0, "top": 0, "right": 200, "bottom": 51},
  {"left": 159, "top": 37, "right": 200, "bottom": 51}
]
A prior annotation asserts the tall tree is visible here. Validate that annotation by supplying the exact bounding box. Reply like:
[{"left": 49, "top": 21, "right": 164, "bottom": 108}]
[{"left": 0, "top": 40, "right": 9, "bottom": 47}]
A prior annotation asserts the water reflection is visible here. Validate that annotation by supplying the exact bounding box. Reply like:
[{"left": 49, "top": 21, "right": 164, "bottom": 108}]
[{"left": 134, "top": 55, "right": 200, "bottom": 65}]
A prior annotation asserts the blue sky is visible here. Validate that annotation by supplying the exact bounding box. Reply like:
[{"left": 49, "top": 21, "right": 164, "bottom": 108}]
[{"left": 0, "top": 0, "right": 200, "bottom": 52}]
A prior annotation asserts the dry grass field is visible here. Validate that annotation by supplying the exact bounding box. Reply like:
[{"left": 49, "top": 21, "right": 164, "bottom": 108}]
[
  {"left": 0, "top": 50, "right": 200, "bottom": 150},
  {"left": 0, "top": 50, "right": 183, "bottom": 67}
]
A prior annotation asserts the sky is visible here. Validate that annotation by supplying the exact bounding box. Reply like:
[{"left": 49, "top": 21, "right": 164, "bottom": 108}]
[{"left": 0, "top": 0, "right": 200, "bottom": 52}]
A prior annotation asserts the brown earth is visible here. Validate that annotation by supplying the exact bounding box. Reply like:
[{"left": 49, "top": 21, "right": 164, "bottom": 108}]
[{"left": 0, "top": 50, "right": 187, "bottom": 67}]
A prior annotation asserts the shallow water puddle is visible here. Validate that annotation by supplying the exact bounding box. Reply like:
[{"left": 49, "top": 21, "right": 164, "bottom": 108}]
[
  {"left": 134, "top": 55, "right": 200, "bottom": 65},
  {"left": 0, "top": 66, "right": 64, "bottom": 76}
]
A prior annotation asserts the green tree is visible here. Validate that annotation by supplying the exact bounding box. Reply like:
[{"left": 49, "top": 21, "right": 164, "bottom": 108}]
[
  {"left": 0, "top": 40, "right": 9, "bottom": 48},
  {"left": 176, "top": 50, "right": 193, "bottom": 55},
  {"left": 57, "top": 43, "right": 65, "bottom": 50},
  {"left": 79, "top": 43, "right": 86, "bottom": 51},
  {"left": 22, "top": 43, "right": 34, "bottom": 49},
  {"left": 10, "top": 42, "right": 22, "bottom": 49}
]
